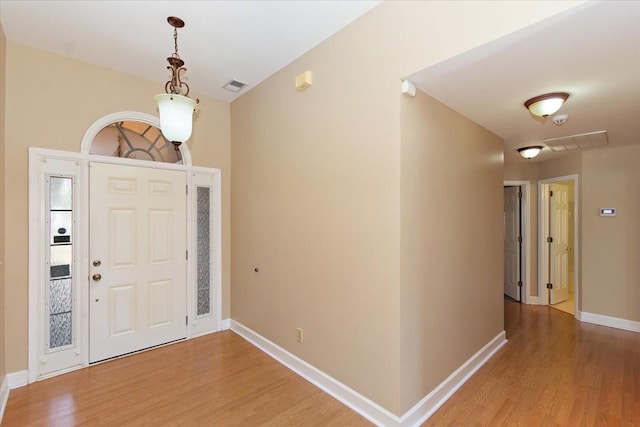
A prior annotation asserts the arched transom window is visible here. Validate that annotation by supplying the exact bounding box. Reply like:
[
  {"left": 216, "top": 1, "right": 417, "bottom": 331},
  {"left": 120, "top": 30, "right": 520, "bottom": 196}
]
[{"left": 90, "top": 120, "right": 182, "bottom": 164}]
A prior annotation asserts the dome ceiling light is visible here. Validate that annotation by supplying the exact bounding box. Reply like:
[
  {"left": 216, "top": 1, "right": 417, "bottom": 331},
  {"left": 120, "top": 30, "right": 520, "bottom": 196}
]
[
  {"left": 524, "top": 92, "right": 569, "bottom": 118},
  {"left": 517, "top": 145, "right": 544, "bottom": 159}
]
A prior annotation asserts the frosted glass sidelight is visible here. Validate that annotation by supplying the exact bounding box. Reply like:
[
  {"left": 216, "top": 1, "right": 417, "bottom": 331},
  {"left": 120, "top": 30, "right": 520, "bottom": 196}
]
[
  {"left": 50, "top": 177, "right": 73, "bottom": 210},
  {"left": 48, "top": 174, "right": 74, "bottom": 350},
  {"left": 196, "top": 187, "right": 211, "bottom": 316},
  {"left": 50, "top": 312, "right": 72, "bottom": 348},
  {"left": 50, "top": 211, "right": 72, "bottom": 244},
  {"left": 50, "top": 244, "right": 72, "bottom": 267},
  {"left": 49, "top": 278, "right": 72, "bottom": 315}
]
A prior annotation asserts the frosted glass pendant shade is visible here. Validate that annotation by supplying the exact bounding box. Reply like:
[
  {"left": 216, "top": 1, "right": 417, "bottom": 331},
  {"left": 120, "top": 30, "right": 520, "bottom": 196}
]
[{"left": 154, "top": 93, "right": 197, "bottom": 144}]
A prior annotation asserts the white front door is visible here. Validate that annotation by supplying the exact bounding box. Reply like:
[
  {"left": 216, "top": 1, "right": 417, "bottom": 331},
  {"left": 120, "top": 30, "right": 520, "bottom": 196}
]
[
  {"left": 549, "top": 183, "right": 569, "bottom": 304},
  {"left": 89, "top": 162, "right": 187, "bottom": 363},
  {"left": 504, "top": 186, "right": 521, "bottom": 301}
]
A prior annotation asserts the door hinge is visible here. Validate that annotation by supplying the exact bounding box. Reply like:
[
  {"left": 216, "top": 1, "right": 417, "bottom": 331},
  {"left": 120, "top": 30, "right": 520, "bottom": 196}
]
[
  {"left": 547, "top": 283, "right": 553, "bottom": 289},
  {"left": 186, "top": 185, "right": 188, "bottom": 195},
  {"left": 549, "top": 190, "right": 554, "bottom": 197},
  {"left": 186, "top": 250, "right": 188, "bottom": 260},
  {"left": 547, "top": 236, "right": 553, "bottom": 243},
  {"left": 517, "top": 236, "right": 523, "bottom": 243},
  {"left": 186, "top": 316, "right": 188, "bottom": 325},
  {"left": 518, "top": 191, "right": 523, "bottom": 199},
  {"left": 517, "top": 281, "right": 523, "bottom": 287}
]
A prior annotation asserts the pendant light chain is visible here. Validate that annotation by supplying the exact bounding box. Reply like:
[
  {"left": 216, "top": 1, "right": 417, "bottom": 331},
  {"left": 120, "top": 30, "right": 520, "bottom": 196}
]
[{"left": 173, "top": 26, "right": 180, "bottom": 60}]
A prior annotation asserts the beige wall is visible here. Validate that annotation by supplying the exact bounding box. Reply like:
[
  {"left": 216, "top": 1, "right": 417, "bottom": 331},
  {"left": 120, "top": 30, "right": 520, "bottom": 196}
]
[
  {"left": 3, "top": 42, "right": 231, "bottom": 373},
  {"left": 582, "top": 145, "right": 640, "bottom": 321},
  {"left": 0, "top": 23, "right": 7, "bottom": 382},
  {"left": 231, "top": 0, "right": 578, "bottom": 415},
  {"left": 538, "top": 152, "right": 582, "bottom": 180},
  {"left": 230, "top": 19, "right": 403, "bottom": 412},
  {"left": 400, "top": 90, "right": 503, "bottom": 413}
]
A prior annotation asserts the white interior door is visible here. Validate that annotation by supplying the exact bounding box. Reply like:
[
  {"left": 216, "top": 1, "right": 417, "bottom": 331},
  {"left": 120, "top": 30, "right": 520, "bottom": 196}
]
[
  {"left": 504, "top": 186, "right": 521, "bottom": 301},
  {"left": 89, "top": 162, "right": 187, "bottom": 363},
  {"left": 549, "top": 183, "right": 569, "bottom": 304}
]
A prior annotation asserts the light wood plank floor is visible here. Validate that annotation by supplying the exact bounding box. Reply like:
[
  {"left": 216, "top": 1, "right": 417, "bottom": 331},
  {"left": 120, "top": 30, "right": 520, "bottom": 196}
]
[
  {"left": 3, "top": 332, "right": 371, "bottom": 426},
  {"left": 4, "top": 303, "right": 640, "bottom": 426},
  {"left": 424, "top": 302, "right": 640, "bottom": 426}
]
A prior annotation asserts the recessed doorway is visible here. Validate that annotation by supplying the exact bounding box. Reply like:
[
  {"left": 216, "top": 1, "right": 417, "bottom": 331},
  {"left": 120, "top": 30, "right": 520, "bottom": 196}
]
[
  {"left": 538, "top": 175, "right": 579, "bottom": 316},
  {"left": 503, "top": 181, "right": 530, "bottom": 304}
]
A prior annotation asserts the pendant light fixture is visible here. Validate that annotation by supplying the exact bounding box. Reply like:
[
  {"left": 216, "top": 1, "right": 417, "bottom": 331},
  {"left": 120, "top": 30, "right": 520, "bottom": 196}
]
[
  {"left": 517, "top": 145, "right": 544, "bottom": 159},
  {"left": 154, "top": 16, "right": 198, "bottom": 151},
  {"left": 524, "top": 92, "right": 569, "bottom": 118}
]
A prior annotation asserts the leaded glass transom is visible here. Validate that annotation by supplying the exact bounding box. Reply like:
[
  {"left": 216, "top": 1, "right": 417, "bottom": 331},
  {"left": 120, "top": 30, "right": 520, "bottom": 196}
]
[{"left": 90, "top": 121, "right": 182, "bottom": 163}]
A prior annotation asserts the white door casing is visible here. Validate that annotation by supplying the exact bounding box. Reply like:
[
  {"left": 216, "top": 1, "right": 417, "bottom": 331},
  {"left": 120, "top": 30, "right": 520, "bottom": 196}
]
[
  {"left": 504, "top": 186, "right": 521, "bottom": 301},
  {"left": 549, "top": 183, "right": 569, "bottom": 305},
  {"left": 29, "top": 112, "right": 222, "bottom": 383},
  {"left": 89, "top": 162, "right": 187, "bottom": 362}
]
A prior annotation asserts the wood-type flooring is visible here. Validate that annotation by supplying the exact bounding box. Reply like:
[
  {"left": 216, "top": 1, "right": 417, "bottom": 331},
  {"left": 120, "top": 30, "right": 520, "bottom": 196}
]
[
  {"left": 424, "top": 302, "right": 640, "bottom": 426},
  {"left": 4, "top": 302, "right": 639, "bottom": 426}
]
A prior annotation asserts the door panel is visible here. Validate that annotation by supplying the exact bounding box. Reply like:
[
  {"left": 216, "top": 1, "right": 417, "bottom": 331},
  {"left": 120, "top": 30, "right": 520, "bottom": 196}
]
[
  {"left": 90, "top": 162, "right": 186, "bottom": 363},
  {"left": 549, "top": 183, "right": 569, "bottom": 304},
  {"left": 504, "top": 186, "right": 521, "bottom": 301}
]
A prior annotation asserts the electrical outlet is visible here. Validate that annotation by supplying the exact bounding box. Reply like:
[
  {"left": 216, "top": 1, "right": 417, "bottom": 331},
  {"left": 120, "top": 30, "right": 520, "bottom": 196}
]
[{"left": 296, "top": 327, "right": 304, "bottom": 343}]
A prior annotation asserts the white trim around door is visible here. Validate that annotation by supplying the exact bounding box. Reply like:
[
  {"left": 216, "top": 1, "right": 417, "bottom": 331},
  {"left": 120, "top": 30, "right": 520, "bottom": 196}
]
[
  {"left": 538, "top": 175, "right": 579, "bottom": 316},
  {"left": 503, "top": 181, "right": 531, "bottom": 304},
  {"left": 28, "top": 142, "right": 222, "bottom": 382}
]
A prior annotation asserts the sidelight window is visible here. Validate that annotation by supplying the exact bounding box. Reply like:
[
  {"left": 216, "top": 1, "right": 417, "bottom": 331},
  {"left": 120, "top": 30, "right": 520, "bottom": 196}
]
[{"left": 47, "top": 176, "right": 75, "bottom": 350}]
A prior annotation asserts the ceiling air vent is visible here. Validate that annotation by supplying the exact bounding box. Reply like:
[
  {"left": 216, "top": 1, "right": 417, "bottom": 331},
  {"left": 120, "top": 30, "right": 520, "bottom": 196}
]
[
  {"left": 543, "top": 130, "right": 608, "bottom": 152},
  {"left": 223, "top": 79, "right": 247, "bottom": 93}
]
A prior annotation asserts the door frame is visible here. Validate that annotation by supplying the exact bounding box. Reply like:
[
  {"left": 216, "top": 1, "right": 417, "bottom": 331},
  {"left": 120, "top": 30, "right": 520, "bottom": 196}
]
[
  {"left": 538, "top": 174, "right": 579, "bottom": 315},
  {"left": 28, "top": 112, "right": 222, "bottom": 382},
  {"left": 503, "top": 181, "right": 531, "bottom": 303}
]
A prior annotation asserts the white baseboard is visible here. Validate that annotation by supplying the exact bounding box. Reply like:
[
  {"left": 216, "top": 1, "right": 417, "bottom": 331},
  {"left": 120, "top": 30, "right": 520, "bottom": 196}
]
[
  {"left": 7, "top": 371, "right": 28, "bottom": 389},
  {"left": 231, "top": 320, "right": 401, "bottom": 426},
  {"left": 0, "top": 370, "right": 28, "bottom": 424},
  {"left": 577, "top": 311, "right": 640, "bottom": 333},
  {"left": 220, "top": 318, "right": 231, "bottom": 330},
  {"left": 0, "top": 375, "right": 9, "bottom": 424},
  {"left": 231, "top": 320, "right": 507, "bottom": 426},
  {"left": 525, "top": 296, "right": 541, "bottom": 305},
  {"left": 400, "top": 331, "right": 507, "bottom": 426}
]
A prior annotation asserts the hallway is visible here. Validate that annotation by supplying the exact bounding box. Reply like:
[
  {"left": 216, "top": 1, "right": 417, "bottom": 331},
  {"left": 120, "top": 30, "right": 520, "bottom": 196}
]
[{"left": 425, "top": 301, "right": 640, "bottom": 425}]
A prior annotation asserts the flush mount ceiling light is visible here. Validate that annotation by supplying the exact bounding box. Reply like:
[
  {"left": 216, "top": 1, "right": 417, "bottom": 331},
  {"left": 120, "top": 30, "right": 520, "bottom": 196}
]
[
  {"left": 524, "top": 92, "right": 569, "bottom": 118},
  {"left": 154, "top": 17, "right": 199, "bottom": 151},
  {"left": 517, "top": 145, "right": 544, "bottom": 159}
]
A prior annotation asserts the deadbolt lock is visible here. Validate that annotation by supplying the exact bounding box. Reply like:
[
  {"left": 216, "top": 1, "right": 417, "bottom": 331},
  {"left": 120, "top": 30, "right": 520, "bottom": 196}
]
[{"left": 93, "top": 260, "right": 101, "bottom": 267}]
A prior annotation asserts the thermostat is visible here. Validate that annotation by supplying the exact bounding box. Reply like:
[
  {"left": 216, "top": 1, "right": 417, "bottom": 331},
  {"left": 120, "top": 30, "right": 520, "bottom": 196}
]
[{"left": 600, "top": 208, "right": 616, "bottom": 217}]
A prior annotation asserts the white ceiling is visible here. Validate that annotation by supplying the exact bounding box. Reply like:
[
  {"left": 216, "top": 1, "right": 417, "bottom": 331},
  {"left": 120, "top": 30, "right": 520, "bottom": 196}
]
[
  {"left": 0, "top": 0, "right": 382, "bottom": 102},
  {"left": 410, "top": 1, "right": 640, "bottom": 163},
  {"left": 2, "top": 1, "right": 638, "bottom": 164}
]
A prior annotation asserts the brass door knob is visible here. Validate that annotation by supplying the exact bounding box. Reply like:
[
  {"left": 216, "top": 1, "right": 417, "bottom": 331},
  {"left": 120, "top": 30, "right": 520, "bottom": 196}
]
[{"left": 92, "top": 273, "right": 102, "bottom": 281}]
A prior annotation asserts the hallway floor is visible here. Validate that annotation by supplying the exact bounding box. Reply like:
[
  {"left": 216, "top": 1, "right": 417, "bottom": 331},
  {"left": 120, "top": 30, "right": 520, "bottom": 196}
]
[
  {"left": 424, "top": 301, "right": 640, "bottom": 425},
  {"left": 551, "top": 292, "right": 575, "bottom": 315}
]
